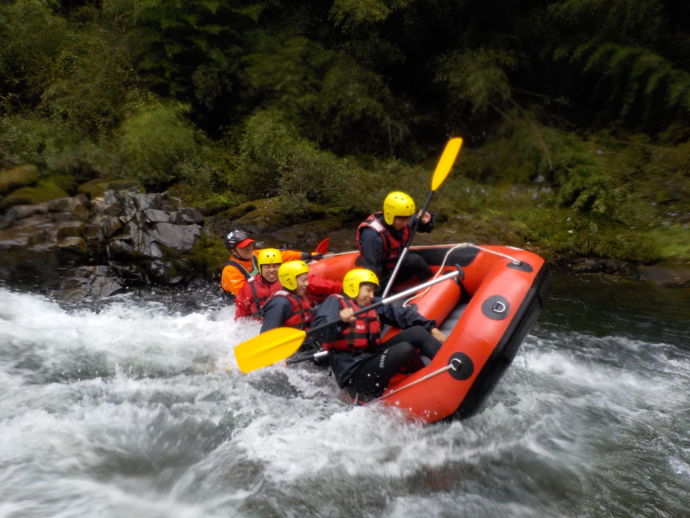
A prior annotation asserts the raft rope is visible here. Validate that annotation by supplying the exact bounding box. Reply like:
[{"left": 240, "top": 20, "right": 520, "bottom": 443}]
[
  {"left": 368, "top": 357, "right": 463, "bottom": 404},
  {"left": 402, "top": 242, "right": 522, "bottom": 307}
]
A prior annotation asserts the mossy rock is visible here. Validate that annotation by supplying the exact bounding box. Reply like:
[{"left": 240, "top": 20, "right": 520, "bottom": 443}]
[
  {"left": 50, "top": 174, "right": 79, "bottom": 194},
  {"left": 167, "top": 182, "right": 247, "bottom": 215},
  {"left": 0, "top": 180, "right": 69, "bottom": 210},
  {"left": 187, "top": 228, "right": 227, "bottom": 279},
  {"left": 77, "top": 178, "right": 143, "bottom": 198},
  {"left": 0, "top": 164, "right": 40, "bottom": 196},
  {"left": 214, "top": 197, "right": 288, "bottom": 232}
]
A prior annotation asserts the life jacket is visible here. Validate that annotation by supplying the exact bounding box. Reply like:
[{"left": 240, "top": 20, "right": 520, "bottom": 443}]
[
  {"left": 273, "top": 290, "right": 314, "bottom": 329},
  {"left": 356, "top": 212, "right": 411, "bottom": 270},
  {"left": 325, "top": 295, "right": 381, "bottom": 352},
  {"left": 246, "top": 275, "right": 281, "bottom": 318},
  {"left": 224, "top": 255, "right": 258, "bottom": 280}
]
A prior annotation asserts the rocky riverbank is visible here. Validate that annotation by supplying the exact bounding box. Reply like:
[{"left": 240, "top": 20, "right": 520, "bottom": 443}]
[
  {"left": 1, "top": 169, "right": 689, "bottom": 299},
  {"left": 0, "top": 186, "right": 208, "bottom": 299}
]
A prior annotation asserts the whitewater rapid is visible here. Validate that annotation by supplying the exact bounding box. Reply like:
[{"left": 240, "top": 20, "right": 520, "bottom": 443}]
[{"left": 0, "top": 281, "right": 688, "bottom": 517}]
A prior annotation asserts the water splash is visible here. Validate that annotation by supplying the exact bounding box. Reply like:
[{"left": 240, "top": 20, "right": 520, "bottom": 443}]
[{"left": 0, "top": 282, "right": 688, "bottom": 517}]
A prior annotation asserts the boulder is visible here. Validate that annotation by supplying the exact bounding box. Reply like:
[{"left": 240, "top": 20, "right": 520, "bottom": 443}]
[
  {"left": 0, "top": 164, "right": 40, "bottom": 196},
  {"left": 0, "top": 180, "right": 69, "bottom": 210},
  {"left": 0, "top": 187, "right": 205, "bottom": 294},
  {"left": 58, "top": 266, "right": 127, "bottom": 300}
]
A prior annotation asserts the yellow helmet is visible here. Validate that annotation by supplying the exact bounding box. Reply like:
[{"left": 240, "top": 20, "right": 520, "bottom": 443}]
[
  {"left": 278, "top": 260, "right": 310, "bottom": 291},
  {"left": 342, "top": 268, "right": 379, "bottom": 298},
  {"left": 383, "top": 191, "right": 415, "bottom": 225},
  {"left": 257, "top": 248, "right": 282, "bottom": 269}
]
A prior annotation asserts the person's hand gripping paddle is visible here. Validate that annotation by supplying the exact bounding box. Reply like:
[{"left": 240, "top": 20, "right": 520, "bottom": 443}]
[
  {"left": 233, "top": 270, "right": 461, "bottom": 373},
  {"left": 381, "top": 137, "right": 463, "bottom": 298}
]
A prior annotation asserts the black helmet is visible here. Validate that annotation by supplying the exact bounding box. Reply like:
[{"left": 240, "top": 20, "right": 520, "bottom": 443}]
[{"left": 225, "top": 228, "right": 253, "bottom": 250}]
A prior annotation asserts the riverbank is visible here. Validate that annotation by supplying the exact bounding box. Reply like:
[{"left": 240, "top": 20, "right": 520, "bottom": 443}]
[{"left": 2, "top": 163, "right": 689, "bottom": 297}]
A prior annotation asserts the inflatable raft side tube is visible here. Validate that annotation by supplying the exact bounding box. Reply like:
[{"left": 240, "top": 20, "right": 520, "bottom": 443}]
[{"left": 453, "top": 263, "right": 552, "bottom": 420}]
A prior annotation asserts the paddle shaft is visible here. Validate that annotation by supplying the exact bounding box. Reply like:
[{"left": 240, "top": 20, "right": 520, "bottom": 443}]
[
  {"left": 287, "top": 269, "right": 459, "bottom": 364},
  {"left": 380, "top": 138, "right": 462, "bottom": 299}
]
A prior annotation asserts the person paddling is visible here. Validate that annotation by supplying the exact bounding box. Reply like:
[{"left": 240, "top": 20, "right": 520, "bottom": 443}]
[
  {"left": 356, "top": 191, "right": 435, "bottom": 293},
  {"left": 311, "top": 268, "right": 446, "bottom": 401}
]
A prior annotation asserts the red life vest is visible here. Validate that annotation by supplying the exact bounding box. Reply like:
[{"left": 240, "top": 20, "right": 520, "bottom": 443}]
[
  {"left": 246, "top": 275, "right": 282, "bottom": 318},
  {"left": 273, "top": 290, "right": 314, "bottom": 329},
  {"left": 325, "top": 295, "right": 381, "bottom": 352},
  {"left": 356, "top": 212, "right": 411, "bottom": 270}
]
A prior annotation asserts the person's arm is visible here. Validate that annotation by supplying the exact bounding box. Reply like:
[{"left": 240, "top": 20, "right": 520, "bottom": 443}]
[
  {"left": 358, "top": 228, "right": 384, "bottom": 278},
  {"left": 311, "top": 296, "right": 349, "bottom": 345},
  {"left": 234, "top": 282, "right": 254, "bottom": 320},
  {"left": 306, "top": 274, "right": 342, "bottom": 298},
  {"left": 260, "top": 297, "right": 293, "bottom": 333},
  {"left": 411, "top": 212, "right": 436, "bottom": 233},
  {"left": 222, "top": 264, "right": 247, "bottom": 296},
  {"left": 378, "top": 301, "right": 438, "bottom": 332}
]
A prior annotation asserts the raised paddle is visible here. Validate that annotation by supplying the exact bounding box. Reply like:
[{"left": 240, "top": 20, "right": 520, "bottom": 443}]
[
  {"left": 313, "top": 237, "right": 330, "bottom": 255},
  {"left": 381, "top": 137, "right": 463, "bottom": 298},
  {"left": 233, "top": 269, "right": 461, "bottom": 373}
]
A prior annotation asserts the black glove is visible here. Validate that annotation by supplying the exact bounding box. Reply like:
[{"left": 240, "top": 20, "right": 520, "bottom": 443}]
[{"left": 302, "top": 252, "right": 324, "bottom": 262}]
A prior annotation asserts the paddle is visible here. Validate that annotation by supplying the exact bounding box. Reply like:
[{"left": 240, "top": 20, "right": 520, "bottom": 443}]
[
  {"left": 233, "top": 269, "right": 461, "bottom": 373},
  {"left": 313, "top": 237, "right": 330, "bottom": 255},
  {"left": 381, "top": 137, "right": 463, "bottom": 298}
]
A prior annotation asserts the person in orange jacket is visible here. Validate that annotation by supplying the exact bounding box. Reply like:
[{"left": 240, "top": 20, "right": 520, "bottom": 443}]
[
  {"left": 236, "top": 251, "right": 342, "bottom": 321},
  {"left": 221, "top": 228, "right": 322, "bottom": 297}
]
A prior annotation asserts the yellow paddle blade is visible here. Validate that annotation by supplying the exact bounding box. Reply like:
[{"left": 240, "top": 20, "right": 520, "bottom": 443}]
[
  {"left": 233, "top": 327, "right": 307, "bottom": 373},
  {"left": 431, "top": 137, "right": 463, "bottom": 191}
]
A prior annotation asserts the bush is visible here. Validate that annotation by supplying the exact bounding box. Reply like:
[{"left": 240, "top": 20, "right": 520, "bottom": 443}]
[{"left": 118, "top": 100, "right": 199, "bottom": 189}]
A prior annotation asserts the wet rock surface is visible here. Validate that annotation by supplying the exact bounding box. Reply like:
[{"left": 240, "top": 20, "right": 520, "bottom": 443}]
[{"left": 0, "top": 188, "right": 203, "bottom": 299}]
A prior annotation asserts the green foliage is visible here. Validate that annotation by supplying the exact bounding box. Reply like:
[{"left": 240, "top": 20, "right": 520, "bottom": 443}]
[
  {"left": 235, "top": 109, "right": 301, "bottom": 198},
  {"left": 118, "top": 99, "right": 199, "bottom": 188},
  {"left": 436, "top": 49, "right": 518, "bottom": 118},
  {"left": 187, "top": 228, "right": 228, "bottom": 279},
  {"left": 0, "top": 0, "right": 69, "bottom": 100},
  {"left": 237, "top": 108, "right": 374, "bottom": 220},
  {"left": 1, "top": 0, "right": 689, "bottom": 266},
  {"left": 127, "top": 0, "right": 256, "bottom": 127},
  {"left": 545, "top": 0, "right": 690, "bottom": 127},
  {"left": 329, "top": 0, "right": 401, "bottom": 29},
  {"left": 0, "top": 113, "right": 91, "bottom": 171},
  {"left": 277, "top": 144, "right": 360, "bottom": 219},
  {"left": 43, "top": 19, "right": 136, "bottom": 132},
  {"left": 310, "top": 57, "right": 404, "bottom": 152},
  {"left": 514, "top": 205, "right": 662, "bottom": 263}
]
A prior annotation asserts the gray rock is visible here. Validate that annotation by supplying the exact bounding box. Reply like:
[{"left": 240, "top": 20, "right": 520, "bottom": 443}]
[
  {"left": 2, "top": 202, "right": 48, "bottom": 226},
  {"left": 0, "top": 187, "right": 204, "bottom": 293},
  {"left": 171, "top": 208, "right": 204, "bottom": 225},
  {"left": 58, "top": 265, "right": 127, "bottom": 300},
  {"left": 144, "top": 209, "right": 170, "bottom": 223},
  {"left": 146, "top": 222, "right": 200, "bottom": 251}
]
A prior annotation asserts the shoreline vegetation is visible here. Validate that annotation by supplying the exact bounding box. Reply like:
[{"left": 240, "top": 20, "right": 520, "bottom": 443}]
[{"left": 1, "top": 1, "right": 688, "bottom": 288}]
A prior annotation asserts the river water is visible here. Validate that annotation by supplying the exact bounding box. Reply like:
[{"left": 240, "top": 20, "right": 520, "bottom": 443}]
[{"left": 0, "top": 273, "right": 688, "bottom": 518}]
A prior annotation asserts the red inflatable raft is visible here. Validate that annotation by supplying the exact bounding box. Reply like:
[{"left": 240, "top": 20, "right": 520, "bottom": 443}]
[{"left": 308, "top": 243, "right": 551, "bottom": 423}]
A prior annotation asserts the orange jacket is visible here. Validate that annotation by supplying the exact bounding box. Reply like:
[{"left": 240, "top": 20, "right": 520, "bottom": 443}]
[{"left": 221, "top": 249, "right": 304, "bottom": 297}]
